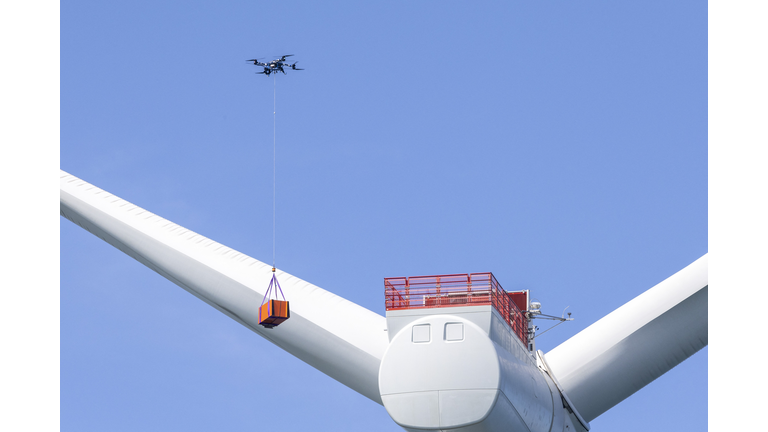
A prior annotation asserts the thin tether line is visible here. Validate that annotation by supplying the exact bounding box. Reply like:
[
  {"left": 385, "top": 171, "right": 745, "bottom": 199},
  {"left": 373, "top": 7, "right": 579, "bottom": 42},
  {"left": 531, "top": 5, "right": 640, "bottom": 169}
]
[{"left": 272, "top": 75, "right": 276, "bottom": 269}]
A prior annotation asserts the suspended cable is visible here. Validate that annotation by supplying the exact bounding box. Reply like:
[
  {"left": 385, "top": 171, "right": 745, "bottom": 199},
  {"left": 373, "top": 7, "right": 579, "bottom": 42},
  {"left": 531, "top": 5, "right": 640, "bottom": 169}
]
[
  {"left": 272, "top": 74, "right": 276, "bottom": 271},
  {"left": 258, "top": 72, "right": 289, "bottom": 329},
  {"left": 248, "top": 56, "right": 301, "bottom": 329}
]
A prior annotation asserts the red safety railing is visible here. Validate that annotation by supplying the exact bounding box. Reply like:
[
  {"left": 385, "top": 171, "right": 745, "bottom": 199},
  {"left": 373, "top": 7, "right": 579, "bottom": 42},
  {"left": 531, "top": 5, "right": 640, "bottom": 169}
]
[{"left": 384, "top": 273, "right": 528, "bottom": 345}]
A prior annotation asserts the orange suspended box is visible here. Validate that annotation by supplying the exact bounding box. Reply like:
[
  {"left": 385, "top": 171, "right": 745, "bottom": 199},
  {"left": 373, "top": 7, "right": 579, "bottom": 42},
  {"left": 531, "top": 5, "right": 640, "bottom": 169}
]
[{"left": 259, "top": 299, "right": 290, "bottom": 329}]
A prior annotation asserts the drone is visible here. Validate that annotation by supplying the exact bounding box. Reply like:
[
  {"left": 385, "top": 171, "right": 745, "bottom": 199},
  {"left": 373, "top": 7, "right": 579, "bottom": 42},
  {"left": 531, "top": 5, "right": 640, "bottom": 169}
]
[{"left": 247, "top": 54, "right": 303, "bottom": 76}]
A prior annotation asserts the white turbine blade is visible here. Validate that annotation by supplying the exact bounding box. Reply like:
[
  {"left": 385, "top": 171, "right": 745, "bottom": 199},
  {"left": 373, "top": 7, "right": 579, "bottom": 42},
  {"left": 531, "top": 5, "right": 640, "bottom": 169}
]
[
  {"left": 543, "top": 254, "right": 707, "bottom": 422},
  {"left": 60, "top": 170, "right": 389, "bottom": 403}
]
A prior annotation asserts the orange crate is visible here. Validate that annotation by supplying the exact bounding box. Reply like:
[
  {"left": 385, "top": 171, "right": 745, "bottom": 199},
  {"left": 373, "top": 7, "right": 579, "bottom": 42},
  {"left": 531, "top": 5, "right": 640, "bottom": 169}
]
[{"left": 259, "top": 299, "right": 290, "bottom": 328}]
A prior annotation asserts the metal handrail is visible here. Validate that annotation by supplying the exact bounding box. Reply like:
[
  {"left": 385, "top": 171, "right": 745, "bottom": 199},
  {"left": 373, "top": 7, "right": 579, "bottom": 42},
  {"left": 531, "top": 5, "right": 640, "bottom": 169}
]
[{"left": 384, "top": 272, "right": 528, "bottom": 344}]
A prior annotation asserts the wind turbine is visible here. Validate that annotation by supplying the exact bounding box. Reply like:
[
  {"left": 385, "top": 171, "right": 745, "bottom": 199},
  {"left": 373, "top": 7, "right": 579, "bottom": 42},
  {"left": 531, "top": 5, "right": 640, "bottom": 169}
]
[{"left": 60, "top": 169, "right": 707, "bottom": 432}]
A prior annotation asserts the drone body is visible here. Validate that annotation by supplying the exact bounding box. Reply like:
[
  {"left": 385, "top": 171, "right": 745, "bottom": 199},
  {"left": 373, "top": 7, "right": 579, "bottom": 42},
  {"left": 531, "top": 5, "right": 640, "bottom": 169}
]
[{"left": 248, "top": 54, "right": 303, "bottom": 76}]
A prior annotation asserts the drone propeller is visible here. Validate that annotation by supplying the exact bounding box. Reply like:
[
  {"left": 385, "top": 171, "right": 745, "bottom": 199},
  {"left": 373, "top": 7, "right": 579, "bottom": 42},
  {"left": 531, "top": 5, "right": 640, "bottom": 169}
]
[{"left": 290, "top": 62, "right": 304, "bottom": 70}]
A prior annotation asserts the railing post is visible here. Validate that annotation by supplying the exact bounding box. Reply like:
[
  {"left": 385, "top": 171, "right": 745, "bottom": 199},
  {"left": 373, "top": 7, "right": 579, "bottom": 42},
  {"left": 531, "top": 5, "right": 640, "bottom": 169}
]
[{"left": 405, "top": 278, "right": 410, "bottom": 309}]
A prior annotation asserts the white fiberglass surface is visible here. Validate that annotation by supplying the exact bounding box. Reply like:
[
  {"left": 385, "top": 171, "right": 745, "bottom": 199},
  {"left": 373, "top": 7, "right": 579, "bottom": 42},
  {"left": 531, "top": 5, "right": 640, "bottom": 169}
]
[
  {"left": 60, "top": 170, "right": 389, "bottom": 402},
  {"left": 544, "top": 255, "right": 708, "bottom": 421}
]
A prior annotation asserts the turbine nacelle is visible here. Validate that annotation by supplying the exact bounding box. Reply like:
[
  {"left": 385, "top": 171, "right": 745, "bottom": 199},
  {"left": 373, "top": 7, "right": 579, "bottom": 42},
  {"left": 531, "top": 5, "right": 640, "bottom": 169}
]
[
  {"left": 380, "top": 308, "right": 587, "bottom": 432},
  {"left": 60, "top": 169, "right": 708, "bottom": 432}
]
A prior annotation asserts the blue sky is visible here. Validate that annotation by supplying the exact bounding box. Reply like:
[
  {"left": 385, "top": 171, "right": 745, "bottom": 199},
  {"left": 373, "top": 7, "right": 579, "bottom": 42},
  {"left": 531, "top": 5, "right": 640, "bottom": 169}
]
[{"left": 55, "top": 2, "right": 711, "bottom": 431}]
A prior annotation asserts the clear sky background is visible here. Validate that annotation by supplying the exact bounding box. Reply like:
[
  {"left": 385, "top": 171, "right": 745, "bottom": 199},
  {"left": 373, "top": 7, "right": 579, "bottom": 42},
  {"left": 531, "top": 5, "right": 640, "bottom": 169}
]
[{"left": 56, "top": 2, "right": 712, "bottom": 431}]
